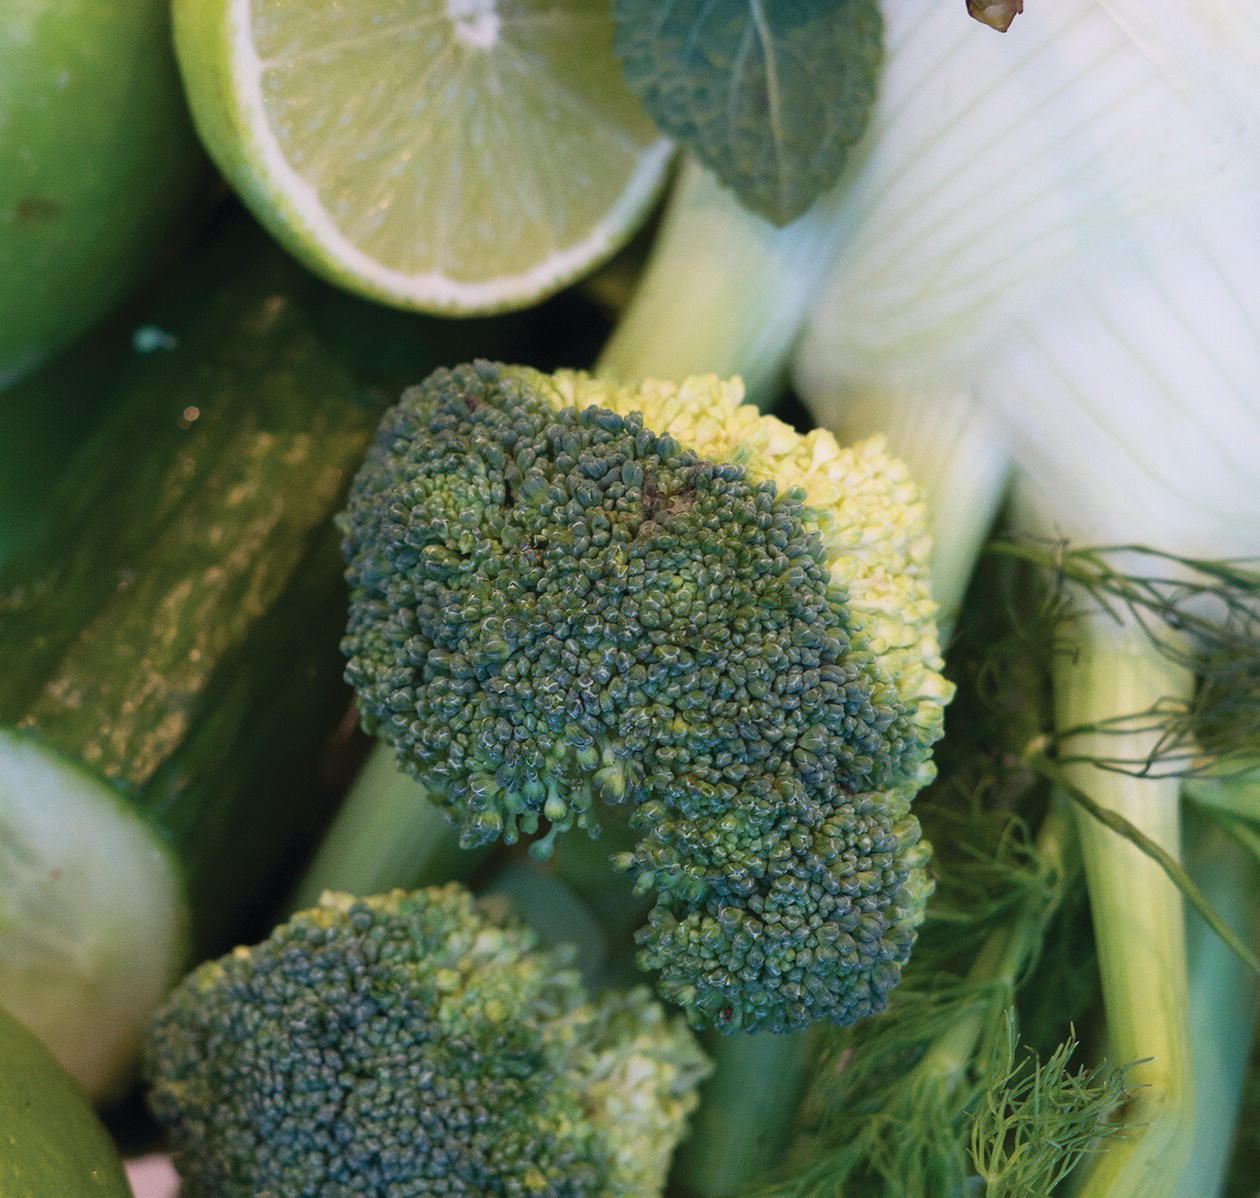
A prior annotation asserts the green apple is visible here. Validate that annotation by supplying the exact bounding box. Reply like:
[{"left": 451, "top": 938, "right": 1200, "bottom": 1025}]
[
  {"left": 0, "top": 0, "right": 210, "bottom": 388},
  {"left": 0, "top": 1004, "right": 130, "bottom": 1196}
]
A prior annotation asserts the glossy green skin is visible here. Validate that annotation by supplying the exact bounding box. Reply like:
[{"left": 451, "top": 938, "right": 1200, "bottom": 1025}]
[
  {"left": 0, "top": 208, "right": 552, "bottom": 1099},
  {"left": 0, "top": 0, "right": 209, "bottom": 388},
  {"left": 0, "top": 302, "right": 128, "bottom": 570},
  {"left": 0, "top": 210, "right": 547, "bottom": 951},
  {"left": 0, "top": 1005, "right": 129, "bottom": 1197}
]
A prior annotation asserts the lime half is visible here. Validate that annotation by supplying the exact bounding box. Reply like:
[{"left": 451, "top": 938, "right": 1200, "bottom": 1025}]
[{"left": 174, "top": 0, "right": 673, "bottom": 313}]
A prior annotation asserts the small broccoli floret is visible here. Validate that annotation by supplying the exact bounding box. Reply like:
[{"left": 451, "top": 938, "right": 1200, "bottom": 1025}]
[
  {"left": 341, "top": 362, "right": 952, "bottom": 1033},
  {"left": 144, "top": 885, "right": 707, "bottom": 1197}
]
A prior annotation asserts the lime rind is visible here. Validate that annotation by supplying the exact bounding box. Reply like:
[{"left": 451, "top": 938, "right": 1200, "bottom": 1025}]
[{"left": 199, "top": 0, "right": 673, "bottom": 314}]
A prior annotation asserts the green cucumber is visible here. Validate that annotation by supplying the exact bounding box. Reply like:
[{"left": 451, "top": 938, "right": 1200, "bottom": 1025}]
[
  {"left": 0, "top": 324, "right": 117, "bottom": 569},
  {"left": 0, "top": 1003, "right": 129, "bottom": 1196},
  {"left": 0, "top": 248, "right": 183, "bottom": 570},
  {"left": 0, "top": 212, "right": 525, "bottom": 1101}
]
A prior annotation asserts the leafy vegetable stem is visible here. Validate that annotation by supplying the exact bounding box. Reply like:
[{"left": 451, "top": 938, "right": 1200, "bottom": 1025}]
[
  {"left": 916, "top": 801, "right": 1073, "bottom": 1093},
  {"left": 1186, "top": 767, "right": 1260, "bottom": 830},
  {"left": 595, "top": 159, "right": 844, "bottom": 404},
  {"left": 1046, "top": 607, "right": 1196, "bottom": 1197},
  {"left": 1175, "top": 811, "right": 1260, "bottom": 1198},
  {"left": 991, "top": 539, "right": 1260, "bottom": 778},
  {"left": 671, "top": 1029, "right": 810, "bottom": 1198},
  {"left": 1025, "top": 763, "right": 1260, "bottom": 979}
]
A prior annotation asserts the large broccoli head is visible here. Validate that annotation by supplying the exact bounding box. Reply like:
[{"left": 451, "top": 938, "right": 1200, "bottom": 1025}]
[
  {"left": 144, "top": 885, "right": 707, "bottom": 1197},
  {"left": 342, "top": 363, "right": 952, "bottom": 1033}
]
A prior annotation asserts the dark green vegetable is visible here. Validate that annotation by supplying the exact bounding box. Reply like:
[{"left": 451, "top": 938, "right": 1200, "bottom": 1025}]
[
  {"left": 329, "top": 361, "right": 950, "bottom": 1036},
  {"left": 144, "top": 884, "right": 709, "bottom": 1197},
  {"left": 0, "top": 215, "right": 516, "bottom": 1100}
]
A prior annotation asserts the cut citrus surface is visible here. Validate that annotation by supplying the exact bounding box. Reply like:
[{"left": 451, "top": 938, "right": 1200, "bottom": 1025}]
[{"left": 173, "top": 0, "right": 673, "bottom": 313}]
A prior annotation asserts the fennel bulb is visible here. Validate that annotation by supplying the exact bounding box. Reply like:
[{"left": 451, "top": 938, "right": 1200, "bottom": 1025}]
[{"left": 790, "top": 2, "right": 1260, "bottom": 1195}]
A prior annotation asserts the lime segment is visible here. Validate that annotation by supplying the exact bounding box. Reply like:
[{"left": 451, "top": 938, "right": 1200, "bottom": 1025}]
[{"left": 176, "top": 0, "right": 672, "bottom": 312}]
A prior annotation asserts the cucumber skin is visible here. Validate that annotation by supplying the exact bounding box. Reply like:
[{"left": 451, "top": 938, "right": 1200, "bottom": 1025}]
[
  {"left": 0, "top": 216, "right": 443, "bottom": 951},
  {"left": 0, "top": 321, "right": 123, "bottom": 571}
]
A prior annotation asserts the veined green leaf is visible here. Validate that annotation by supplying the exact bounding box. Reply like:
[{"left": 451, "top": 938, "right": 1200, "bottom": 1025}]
[{"left": 612, "top": 0, "right": 882, "bottom": 225}]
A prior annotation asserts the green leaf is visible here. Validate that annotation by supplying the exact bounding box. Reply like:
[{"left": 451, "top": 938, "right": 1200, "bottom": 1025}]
[{"left": 612, "top": 0, "right": 882, "bottom": 225}]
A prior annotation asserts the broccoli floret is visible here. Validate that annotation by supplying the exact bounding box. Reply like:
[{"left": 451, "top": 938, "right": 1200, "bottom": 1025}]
[
  {"left": 144, "top": 885, "right": 708, "bottom": 1197},
  {"left": 340, "top": 362, "right": 952, "bottom": 1034}
]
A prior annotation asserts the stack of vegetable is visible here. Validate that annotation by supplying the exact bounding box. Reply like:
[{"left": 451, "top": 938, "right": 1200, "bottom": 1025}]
[{"left": 2, "top": 1, "right": 1257, "bottom": 1196}]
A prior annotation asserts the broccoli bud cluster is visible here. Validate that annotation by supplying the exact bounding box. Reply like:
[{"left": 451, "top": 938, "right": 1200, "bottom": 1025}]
[
  {"left": 342, "top": 363, "right": 951, "bottom": 1033},
  {"left": 144, "top": 886, "right": 707, "bottom": 1197}
]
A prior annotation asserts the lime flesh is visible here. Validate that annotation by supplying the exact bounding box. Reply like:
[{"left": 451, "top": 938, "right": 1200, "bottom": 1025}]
[{"left": 175, "top": 0, "right": 672, "bottom": 313}]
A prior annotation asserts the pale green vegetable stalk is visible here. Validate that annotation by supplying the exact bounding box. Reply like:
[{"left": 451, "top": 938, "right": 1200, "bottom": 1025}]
[
  {"left": 1179, "top": 795, "right": 1260, "bottom": 1198},
  {"left": 1050, "top": 611, "right": 1197, "bottom": 1190},
  {"left": 289, "top": 747, "right": 482, "bottom": 910},
  {"left": 787, "top": 2, "right": 1260, "bottom": 1194},
  {"left": 597, "top": 156, "right": 847, "bottom": 407}
]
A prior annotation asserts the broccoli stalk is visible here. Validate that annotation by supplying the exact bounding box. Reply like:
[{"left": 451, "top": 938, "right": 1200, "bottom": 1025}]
[
  {"left": 670, "top": 1029, "right": 813, "bottom": 1198},
  {"left": 144, "top": 884, "right": 710, "bottom": 1197},
  {"left": 288, "top": 740, "right": 477, "bottom": 911}
]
